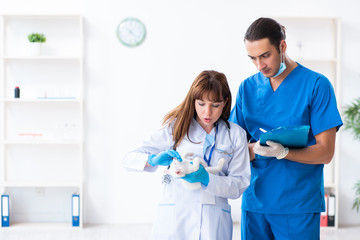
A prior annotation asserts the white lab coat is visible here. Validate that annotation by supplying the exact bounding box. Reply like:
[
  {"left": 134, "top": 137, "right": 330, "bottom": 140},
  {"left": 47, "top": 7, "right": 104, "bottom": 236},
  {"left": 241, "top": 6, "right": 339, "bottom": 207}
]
[{"left": 123, "top": 118, "right": 250, "bottom": 240}]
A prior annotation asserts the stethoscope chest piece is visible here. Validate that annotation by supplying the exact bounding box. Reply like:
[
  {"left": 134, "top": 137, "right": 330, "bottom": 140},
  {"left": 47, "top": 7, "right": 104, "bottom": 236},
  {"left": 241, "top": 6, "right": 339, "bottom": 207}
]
[{"left": 161, "top": 174, "right": 171, "bottom": 184}]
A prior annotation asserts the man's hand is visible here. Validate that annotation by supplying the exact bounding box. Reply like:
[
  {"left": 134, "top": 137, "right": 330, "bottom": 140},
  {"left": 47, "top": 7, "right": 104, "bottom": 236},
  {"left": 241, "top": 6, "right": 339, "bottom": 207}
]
[{"left": 254, "top": 140, "right": 289, "bottom": 159}]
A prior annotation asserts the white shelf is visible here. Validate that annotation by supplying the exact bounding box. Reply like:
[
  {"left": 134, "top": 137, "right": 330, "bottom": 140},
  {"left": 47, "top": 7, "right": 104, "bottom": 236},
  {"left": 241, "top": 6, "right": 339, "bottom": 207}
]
[
  {"left": 2, "top": 14, "right": 82, "bottom": 18},
  {"left": 2, "top": 140, "right": 81, "bottom": 145},
  {"left": 294, "top": 58, "right": 338, "bottom": 63},
  {"left": 0, "top": 14, "right": 84, "bottom": 228},
  {"left": 1, "top": 222, "right": 83, "bottom": 229},
  {"left": 272, "top": 16, "right": 339, "bottom": 21},
  {"left": 324, "top": 183, "right": 336, "bottom": 188},
  {"left": 4, "top": 98, "right": 80, "bottom": 103},
  {"left": 3, "top": 181, "right": 81, "bottom": 188},
  {"left": 3, "top": 56, "right": 81, "bottom": 60}
]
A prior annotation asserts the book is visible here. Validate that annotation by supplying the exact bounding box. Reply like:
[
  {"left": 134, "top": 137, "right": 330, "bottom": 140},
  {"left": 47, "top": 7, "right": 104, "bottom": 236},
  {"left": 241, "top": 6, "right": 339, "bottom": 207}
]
[
  {"left": 72, "top": 194, "right": 80, "bottom": 227},
  {"left": 320, "top": 194, "right": 329, "bottom": 227},
  {"left": 259, "top": 125, "right": 310, "bottom": 148},
  {"left": 1, "top": 194, "right": 10, "bottom": 227},
  {"left": 328, "top": 194, "right": 336, "bottom": 226}
]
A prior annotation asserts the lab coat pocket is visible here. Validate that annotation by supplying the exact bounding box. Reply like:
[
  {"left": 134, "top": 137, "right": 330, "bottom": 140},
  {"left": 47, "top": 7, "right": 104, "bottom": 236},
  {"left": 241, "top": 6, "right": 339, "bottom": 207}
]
[
  {"left": 203, "top": 203, "right": 232, "bottom": 240},
  {"left": 219, "top": 203, "right": 233, "bottom": 240},
  {"left": 214, "top": 144, "right": 233, "bottom": 168},
  {"left": 221, "top": 203, "right": 232, "bottom": 221},
  {"left": 285, "top": 161, "right": 319, "bottom": 200},
  {"left": 159, "top": 180, "right": 176, "bottom": 204},
  {"left": 151, "top": 204, "right": 175, "bottom": 239}
]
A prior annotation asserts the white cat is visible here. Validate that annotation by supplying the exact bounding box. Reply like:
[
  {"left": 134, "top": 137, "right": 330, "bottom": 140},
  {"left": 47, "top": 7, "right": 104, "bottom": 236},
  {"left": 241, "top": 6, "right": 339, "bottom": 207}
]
[{"left": 164, "top": 153, "right": 225, "bottom": 190}]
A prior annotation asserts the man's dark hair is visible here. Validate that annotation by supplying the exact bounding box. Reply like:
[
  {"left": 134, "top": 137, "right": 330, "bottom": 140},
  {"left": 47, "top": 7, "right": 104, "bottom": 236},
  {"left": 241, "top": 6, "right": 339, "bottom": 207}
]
[{"left": 244, "top": 17, "right": 286, "bottom": 53}]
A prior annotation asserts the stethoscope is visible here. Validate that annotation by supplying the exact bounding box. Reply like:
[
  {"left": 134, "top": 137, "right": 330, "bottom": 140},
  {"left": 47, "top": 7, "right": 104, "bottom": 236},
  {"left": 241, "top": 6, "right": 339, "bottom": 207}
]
[
  {"left": 203, "top": 123, "right": 218, "bottom": 166},
  {"left": 161, "top": 120, "right": 235, "bottom": 184},
  {"left": 210, "top": 120, "right": 236, "bottom": 160}
]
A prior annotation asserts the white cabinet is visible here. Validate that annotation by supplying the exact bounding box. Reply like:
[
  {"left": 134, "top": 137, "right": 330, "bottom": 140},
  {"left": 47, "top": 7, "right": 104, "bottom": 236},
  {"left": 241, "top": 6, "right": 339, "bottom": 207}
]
[
  {"left": 0, "top": 14, "right": 83, "bottom": 228},
  {"left": 275, "top": 17, "right": 341, "bottom": 228}
]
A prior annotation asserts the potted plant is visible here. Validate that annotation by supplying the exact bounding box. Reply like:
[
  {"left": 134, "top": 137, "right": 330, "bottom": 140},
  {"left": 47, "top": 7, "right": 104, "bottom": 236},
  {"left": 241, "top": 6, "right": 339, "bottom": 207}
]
[
  {"left": 343, "top": 97, "right": 360, "bottom": 213},
  {"left": 353, "top": 180, "right": 360, "bottom": 213},
  {"left": 27, "top": 32, "right": 46, "bottom": 56}
]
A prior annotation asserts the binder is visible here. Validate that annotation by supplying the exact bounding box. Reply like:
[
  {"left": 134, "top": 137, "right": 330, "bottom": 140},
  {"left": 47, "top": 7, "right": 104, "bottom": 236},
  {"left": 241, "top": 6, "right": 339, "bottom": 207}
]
[
  {"left": 1, "top": 194, "right": 10, "bottom": 227},
  {"left": 320, "top": 194, "right": 328, "bottom": 227},
  {"left": 72, "top": 194, "right": 80, "bottom": 227},
  {"left": 328, "top": 194, "right": 336, "bottom": 227}
]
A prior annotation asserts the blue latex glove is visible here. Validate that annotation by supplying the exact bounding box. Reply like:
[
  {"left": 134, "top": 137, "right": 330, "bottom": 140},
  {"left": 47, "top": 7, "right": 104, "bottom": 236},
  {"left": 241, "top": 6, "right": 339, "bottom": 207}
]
[
  {"left": 148, "top": 149, "right": 182, "bottom": 167},
  {"left": 181, "top": 164, "right": 209, "bottom": 187}
]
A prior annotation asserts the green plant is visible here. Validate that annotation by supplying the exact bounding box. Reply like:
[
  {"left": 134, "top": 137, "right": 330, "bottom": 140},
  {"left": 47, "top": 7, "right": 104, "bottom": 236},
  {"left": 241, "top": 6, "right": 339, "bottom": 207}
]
[
  {"left": 343, "top": 97, "right": 360, "bottom": 213},
  {"left": 343, "top": 97, "right": 360, "bottom": 140},
  {"left": 27, "top": 33, "right": 46, "bottom": 43},
  {"left": 353, "top": 180, "right": 360, "bottom": 213}
]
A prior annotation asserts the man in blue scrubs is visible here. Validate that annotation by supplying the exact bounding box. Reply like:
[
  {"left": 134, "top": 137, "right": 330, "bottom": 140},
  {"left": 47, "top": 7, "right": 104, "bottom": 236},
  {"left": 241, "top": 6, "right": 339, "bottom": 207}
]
[{"left": 230, "top": 17, "right": 343, "bottom": 240}]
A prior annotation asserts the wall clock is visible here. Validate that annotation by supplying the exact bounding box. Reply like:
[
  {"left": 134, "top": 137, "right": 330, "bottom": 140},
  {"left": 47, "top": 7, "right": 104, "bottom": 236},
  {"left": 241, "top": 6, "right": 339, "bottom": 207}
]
[{"left": 116, "top": 17, "right": 146, "bottom": 47}]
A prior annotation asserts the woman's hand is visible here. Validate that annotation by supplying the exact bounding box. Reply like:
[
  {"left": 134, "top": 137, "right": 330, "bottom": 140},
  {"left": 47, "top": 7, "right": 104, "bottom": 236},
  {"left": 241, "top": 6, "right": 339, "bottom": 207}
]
[
  {"left": 147, "top": 149, "right": 182, "bottom": 166},
  {"left": 181, "top": 164, "right": 209, "bottom": 187}
]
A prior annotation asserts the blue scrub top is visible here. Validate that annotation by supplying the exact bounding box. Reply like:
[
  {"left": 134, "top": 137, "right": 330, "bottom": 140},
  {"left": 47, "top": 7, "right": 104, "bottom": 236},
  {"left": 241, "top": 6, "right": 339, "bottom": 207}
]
[{"left": 230, "top": 63, "right": 343, "bottom": 214}]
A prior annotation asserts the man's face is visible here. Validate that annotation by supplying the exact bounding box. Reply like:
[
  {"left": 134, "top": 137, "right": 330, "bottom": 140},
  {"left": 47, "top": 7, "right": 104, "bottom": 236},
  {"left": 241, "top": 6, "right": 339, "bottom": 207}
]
[{"left": 245, "top": 38, "right": 281, "bottom": 78}]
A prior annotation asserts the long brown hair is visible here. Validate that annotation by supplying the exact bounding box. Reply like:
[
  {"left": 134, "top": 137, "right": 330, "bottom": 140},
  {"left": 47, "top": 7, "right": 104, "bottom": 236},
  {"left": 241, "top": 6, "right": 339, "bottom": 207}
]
[{"left": 163, "top": 70, "right": 231, "bottom": 148}]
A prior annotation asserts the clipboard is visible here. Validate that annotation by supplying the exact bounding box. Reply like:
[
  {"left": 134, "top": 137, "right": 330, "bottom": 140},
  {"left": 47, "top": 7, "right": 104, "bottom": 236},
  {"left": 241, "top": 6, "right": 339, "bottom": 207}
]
[{"left": 260, "top": 125, "right": 310, "bottom": 148}]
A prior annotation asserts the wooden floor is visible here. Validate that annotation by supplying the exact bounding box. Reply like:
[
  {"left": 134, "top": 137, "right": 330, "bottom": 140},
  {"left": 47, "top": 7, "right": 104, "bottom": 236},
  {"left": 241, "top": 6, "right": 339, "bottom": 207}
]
[{"left": 1, "top": 224, "right": 360, "bottom": 239}]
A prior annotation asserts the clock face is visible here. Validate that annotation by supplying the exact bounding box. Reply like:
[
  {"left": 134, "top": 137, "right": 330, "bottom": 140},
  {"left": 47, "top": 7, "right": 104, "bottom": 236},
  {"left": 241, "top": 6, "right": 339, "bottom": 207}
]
[{"left": 117, "top": 17, "right": 146, "bottom": 47}]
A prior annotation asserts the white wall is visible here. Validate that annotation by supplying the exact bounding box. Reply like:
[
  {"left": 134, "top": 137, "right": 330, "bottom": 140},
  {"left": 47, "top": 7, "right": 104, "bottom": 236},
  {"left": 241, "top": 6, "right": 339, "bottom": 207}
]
[{"left": 1, "top": 0, "right": 360, "bottom": 226}]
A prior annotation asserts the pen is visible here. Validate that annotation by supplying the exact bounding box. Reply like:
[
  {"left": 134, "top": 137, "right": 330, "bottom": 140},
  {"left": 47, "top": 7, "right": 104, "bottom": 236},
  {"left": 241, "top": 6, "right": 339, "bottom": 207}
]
[{"left": 259, "top": 128, "right": 267, "bottom": 133}]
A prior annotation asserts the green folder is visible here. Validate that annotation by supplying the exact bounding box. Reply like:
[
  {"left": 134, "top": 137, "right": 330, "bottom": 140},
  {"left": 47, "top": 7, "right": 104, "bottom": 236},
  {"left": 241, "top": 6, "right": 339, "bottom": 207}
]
[{"left": 260, "top": 125, "right": 310, "bottom": 148}]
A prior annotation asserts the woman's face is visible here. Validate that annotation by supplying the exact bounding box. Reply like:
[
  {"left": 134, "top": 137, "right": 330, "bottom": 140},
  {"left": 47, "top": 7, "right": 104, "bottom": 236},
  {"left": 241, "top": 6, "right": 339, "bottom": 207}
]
[{"left": 195, "top": 95, "right": 226, "bottom": 133}]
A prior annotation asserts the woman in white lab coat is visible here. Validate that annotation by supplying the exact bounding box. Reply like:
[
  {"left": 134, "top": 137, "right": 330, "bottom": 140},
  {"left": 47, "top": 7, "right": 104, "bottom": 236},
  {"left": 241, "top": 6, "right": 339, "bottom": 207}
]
[{"left": 123, "top": 70, "right": 251, "bottom": 240}]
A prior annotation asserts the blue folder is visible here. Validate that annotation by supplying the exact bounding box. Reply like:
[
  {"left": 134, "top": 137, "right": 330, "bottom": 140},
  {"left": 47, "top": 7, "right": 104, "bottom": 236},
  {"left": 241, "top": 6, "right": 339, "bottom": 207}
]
[
  {"left": 1, "top": 194, "right": 9, "bottom": 227},
  {"left": 260, "top": 125, "right": 310, "bottom": 148},
  {"left": 72, "top": 194, "right": 80, "bottom": 227}
]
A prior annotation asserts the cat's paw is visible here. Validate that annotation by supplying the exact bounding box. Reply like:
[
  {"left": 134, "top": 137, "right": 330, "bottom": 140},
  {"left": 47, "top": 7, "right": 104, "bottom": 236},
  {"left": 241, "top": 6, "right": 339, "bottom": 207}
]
[{"left": 218, "top": 158, "right": 225, "bottom": 168}]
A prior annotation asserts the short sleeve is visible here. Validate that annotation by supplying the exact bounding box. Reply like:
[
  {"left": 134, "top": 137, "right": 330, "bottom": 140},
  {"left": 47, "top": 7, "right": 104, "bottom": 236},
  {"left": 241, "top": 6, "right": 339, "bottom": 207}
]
[
  {"left": 230, "top": 82, "right": 253, "bottom": 141},
  {"left": 310, "top": 76, "right": 343, "bottom": 136},
  {"left": 230, "top": 84, "right": 246, "bottom": 129}
]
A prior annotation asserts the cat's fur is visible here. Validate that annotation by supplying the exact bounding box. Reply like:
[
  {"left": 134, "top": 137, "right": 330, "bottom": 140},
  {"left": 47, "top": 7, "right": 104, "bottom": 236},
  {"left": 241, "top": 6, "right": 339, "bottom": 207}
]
[{"left": 164, "top": 153, "right": 225, "bottom": 190}]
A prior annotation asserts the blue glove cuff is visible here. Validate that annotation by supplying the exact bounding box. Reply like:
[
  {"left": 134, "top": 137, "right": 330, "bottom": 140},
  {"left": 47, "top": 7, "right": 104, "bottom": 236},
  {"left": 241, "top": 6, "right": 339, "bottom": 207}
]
[
  {"left": 181, "top": 165, "right": 209, "bottom": 187},
  {"left": 202, "top": 173, "right": 210, "bottom": 187},
  {"left": 147, "top": 154, "right": 157, "bottom": 167}
]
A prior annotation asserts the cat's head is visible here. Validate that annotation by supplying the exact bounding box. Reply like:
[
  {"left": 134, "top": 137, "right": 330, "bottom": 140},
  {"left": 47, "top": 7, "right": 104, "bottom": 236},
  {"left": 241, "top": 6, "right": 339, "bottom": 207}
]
[{"left": 165, "top": 158, "right": 187, "bottom": 177}]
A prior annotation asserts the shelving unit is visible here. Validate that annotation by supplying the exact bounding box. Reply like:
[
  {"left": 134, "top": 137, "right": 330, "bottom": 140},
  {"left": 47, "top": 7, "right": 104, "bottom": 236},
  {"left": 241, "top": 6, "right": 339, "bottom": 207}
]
[
  {"left": 0, "top": 14, "right": 83, "bottom": 228},
  {"left": 275, "top": 17, "right": 341, "bottom": 228}
]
